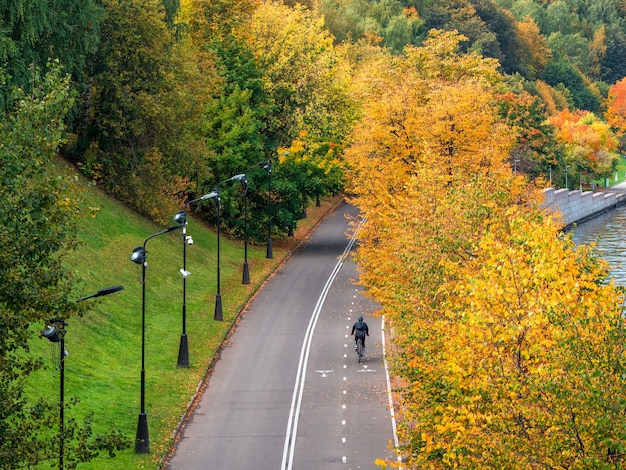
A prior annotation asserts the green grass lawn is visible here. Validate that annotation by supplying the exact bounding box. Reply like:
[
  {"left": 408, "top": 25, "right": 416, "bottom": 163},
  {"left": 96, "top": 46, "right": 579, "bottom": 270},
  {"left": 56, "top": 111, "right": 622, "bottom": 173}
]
[
  {"left": 26, "top": 160, "right": 342, "bottom": 469},
  {"left": 592, "top": 158, "right": 626, "bottom": 187}
]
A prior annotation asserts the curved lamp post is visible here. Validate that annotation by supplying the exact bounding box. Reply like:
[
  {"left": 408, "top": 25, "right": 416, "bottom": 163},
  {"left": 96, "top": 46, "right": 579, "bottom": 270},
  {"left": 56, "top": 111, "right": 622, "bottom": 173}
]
[
  {"left": 129, "top": 224, "right": 184, "bottom": 454},
  {"left": 173, "top": 192, "right": 218, "bottom": 367},
  {"left": 41, "top": 285, "right": 124, "bottom": 470},
  {"left": 213, "top": 175, "right": 247, "bottom": 321},
  {"left": 260, "top": 161, "right": 273, "bottom": 259},
  {"left": 240, "top": 176, "right": 250, "bottom": 285},
  {"left": 238, "top": 162, "right": 273, "bottom": 283},
  {"left": 549, "top": 166, "right": 552, "bottom": 187}
]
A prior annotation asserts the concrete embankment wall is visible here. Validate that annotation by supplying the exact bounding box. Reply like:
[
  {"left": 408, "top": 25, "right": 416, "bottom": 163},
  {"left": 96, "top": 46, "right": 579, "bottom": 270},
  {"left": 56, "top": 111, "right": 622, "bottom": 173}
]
[{"left": 541, "top": 188, "right": 626, "bottom": 228}]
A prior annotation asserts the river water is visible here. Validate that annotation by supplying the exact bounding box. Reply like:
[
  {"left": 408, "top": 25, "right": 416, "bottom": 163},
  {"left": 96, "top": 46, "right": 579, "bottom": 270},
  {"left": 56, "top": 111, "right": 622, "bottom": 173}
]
[{"left": 569, "top": 205, "right": 626, "bottom": 286}]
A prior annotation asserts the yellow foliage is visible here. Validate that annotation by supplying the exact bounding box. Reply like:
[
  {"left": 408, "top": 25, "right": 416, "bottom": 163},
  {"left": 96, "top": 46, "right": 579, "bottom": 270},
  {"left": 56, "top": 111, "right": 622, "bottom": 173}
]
[{"left": 345, "top": 29, "right": 626, "bottom": 469}]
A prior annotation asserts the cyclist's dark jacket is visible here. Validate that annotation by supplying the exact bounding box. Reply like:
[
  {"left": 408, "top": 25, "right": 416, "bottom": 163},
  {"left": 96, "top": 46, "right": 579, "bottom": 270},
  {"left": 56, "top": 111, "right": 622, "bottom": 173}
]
[{"left": 351, "top": 320, "right": 369, "bottom": 338}]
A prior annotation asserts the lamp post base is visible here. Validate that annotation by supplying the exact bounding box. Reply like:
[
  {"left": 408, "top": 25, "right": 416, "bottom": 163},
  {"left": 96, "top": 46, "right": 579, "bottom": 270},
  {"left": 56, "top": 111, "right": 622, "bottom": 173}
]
[
  {"left": 135, "top": 413, "right": 150, "bottom": 454},
  {"left": 177, "top": 334, "right": 189, "bottom": 367},
  {"left": 242, "top": 262, "right": 250, "bottom": 285},
  {"left": 214, "top": 294, "right": 223, "bottom": 321}
]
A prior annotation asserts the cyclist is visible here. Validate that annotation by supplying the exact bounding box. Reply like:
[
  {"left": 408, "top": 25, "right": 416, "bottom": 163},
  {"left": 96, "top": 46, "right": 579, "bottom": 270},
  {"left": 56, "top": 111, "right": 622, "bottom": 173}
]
[{"left": 351, "top": 316, "right": 369, "bottom": 351}]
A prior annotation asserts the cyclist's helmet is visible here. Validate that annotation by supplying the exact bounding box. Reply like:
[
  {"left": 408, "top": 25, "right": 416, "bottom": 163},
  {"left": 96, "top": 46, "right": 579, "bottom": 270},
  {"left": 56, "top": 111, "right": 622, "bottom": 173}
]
[{"left": 358, "top": 316, "right": 363, "bottom": 322}]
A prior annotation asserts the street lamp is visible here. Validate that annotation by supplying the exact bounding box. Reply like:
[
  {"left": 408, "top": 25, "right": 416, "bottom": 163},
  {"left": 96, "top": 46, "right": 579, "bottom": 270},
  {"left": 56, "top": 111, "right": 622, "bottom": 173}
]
[
  {"left": 213, "top": 174, "right": 247, "bottom": 321},
  {"left": 236, "top": 175, "right": 251, "bottom": 285},
  {"left": 129, "top": 224, "right": 184, "bottom": 454},
  {"left": 41, "top": 285, "right": 124, "bottom": 470},
  {"left": 260, "top": 161, "right": 273, "bottom": 259},
  {"left": 242, "top": 179, "right": 250, "bottom": 284},
  {"left": 173, "top": 192, "right": 218, "bottom": 367},
  {"left": 565, "top": 165, "right": 571, "bottom": 189},
  {"left": 514, "top": 159, "right": 520, "bottom": 173},
  {"left": 549, "top": 166, "right": 552, "bottom": 187},
  {"left": 237, "top": 161, "right": 274, "bottom": 284}
]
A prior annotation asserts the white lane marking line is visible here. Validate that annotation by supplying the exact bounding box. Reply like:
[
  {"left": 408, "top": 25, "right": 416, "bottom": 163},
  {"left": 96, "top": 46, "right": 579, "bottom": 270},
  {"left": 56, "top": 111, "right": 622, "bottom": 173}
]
[
  {"left": 382, "top": 315, "right": 403, "bottom": 466},
  {"left": 342, "top": 420, "right": 346, "bottom": 425},
  {"left": 342, "top": 437, "right": 346, "bottom": 443},
  {"left": 281, "top": 218, "right": 363, "bottom": 470},
  {"left": 342, "top": 456, "right": 347, "bottom": 463}
]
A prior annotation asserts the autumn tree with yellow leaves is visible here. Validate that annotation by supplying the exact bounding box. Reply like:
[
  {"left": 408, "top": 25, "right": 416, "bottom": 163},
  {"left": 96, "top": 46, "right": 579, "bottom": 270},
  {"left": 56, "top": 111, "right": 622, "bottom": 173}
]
[{"left": 345, "top": 30, "right": 626, "bottom": 469}]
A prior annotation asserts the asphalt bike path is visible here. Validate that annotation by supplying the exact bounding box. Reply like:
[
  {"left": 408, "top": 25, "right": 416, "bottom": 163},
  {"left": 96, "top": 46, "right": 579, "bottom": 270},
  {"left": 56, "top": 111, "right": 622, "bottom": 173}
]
[{"left": 166, "top": 201, "right": 399, "bottom": 469}]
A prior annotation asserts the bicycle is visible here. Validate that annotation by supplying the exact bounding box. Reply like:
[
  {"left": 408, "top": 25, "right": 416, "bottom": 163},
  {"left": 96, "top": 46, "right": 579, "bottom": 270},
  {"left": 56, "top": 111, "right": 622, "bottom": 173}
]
[{"left": 356, "top": 337, "right": 364, "bottom": 363}]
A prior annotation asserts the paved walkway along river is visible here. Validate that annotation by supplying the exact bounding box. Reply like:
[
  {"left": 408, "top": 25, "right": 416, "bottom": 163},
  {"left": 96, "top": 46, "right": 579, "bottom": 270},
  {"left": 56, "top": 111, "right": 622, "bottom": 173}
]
[{"left": 164, "top": 201, "right": 400, "bottom": 469}]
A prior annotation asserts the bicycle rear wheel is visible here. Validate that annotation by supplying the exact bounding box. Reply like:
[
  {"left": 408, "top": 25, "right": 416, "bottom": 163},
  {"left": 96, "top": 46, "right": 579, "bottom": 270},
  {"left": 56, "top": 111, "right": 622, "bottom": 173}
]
[{"left": 357, "top": 338, "right": 364, "bottom": 363}]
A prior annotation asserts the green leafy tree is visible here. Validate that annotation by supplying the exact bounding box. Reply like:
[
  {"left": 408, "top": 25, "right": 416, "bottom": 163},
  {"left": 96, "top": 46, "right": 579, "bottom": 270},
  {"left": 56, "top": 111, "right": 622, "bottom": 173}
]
[
  {"left": 213, "top": 0, "right": 356, "bottom": 240},
  {"left": 81, "top": 0, "right": 174, "bottom": 190},
  {"left": 319, "top": 0, "right": 425, "bottom": 54},
  {"left": 279, "top": 132, "right": 345, "bottom": 219},
  {"left": 497, "top": 81, "right": 564, "bottom": 180},
  {"left": 546, "top": 31, "right": 591, "bottom": 75},
  {"left": 77, "top": 0, "right": 214, "bottom": 223},
  {"left": 184, "top": 0, "right": 274, "bottom": 240},
  {"left": 0, "top": 61, "right": 127, "bottom": 469},
  {"left": 601, "top": 25, "right": 626, "bottom": 84},
  {"left": 241, "top": 1, "right": 349, "bottom": 147},
  {"left": 541, "top": 58, "right": 602, "bottom": 112},
  {"left": 0, "top": 0, "right": 103, "bottom": 106}
]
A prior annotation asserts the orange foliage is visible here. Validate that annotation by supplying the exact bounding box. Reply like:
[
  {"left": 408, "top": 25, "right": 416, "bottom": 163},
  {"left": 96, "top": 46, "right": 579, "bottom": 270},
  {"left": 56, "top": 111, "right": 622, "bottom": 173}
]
[
  {"left": 606, "top": 77, "right": 626, "bottom": 136},
  {"left": 548, "top": 108, "right": 619, "bottom": 176}
]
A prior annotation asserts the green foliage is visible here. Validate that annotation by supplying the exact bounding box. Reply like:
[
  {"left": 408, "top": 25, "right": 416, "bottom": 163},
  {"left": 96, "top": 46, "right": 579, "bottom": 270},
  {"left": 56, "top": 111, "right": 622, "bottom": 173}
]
[
  {"left": 75, "top": 0, "right": 217, "bottom": 224},
  {"left": 497, "top": 79, "right": 564, "bottom": 180},
  {"left": 542, "top": 58, "right": 602, "bottom": 112},
  {"left": 470, "top": 0, "right": 531, "bottom": 77},
  {"left": 202, "top": 0, "right": 357, "bottom": 240},
  {"left": 203, "top": 86, "right": 265, "bottom": 181},
  {"left": 84, "top": 0, "right": 174, "bottom": 179},
  {"left": 0, "top": 0, "right": 103, "bottom": 103},
  {"left": 320, "top": 0, "right": 425, "bottom": 54},
  {"left": 601, "top": 25, "right": 626, "bottom": 84},
  {"left": 493, "top": 0, "right": 626, "bottom": 82}
]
